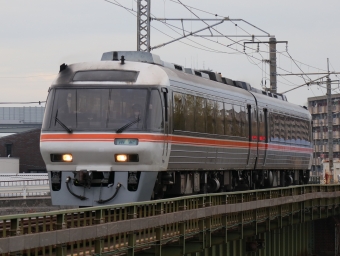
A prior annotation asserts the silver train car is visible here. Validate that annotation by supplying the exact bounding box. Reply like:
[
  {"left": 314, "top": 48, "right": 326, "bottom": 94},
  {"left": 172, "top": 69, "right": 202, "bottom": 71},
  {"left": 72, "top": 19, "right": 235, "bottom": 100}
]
[{"left": 40, "top": 51, "right": 313, "bottom": 206}]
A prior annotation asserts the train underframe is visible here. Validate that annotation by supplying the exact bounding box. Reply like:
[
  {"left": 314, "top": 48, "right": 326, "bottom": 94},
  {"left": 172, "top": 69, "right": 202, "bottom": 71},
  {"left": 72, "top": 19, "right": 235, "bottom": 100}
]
[
  {"left": 49, "top": 169, "right": 310, "bottom": 206},
  {"left": 152, "top": 169, "right": 311, "bottom": 199}
]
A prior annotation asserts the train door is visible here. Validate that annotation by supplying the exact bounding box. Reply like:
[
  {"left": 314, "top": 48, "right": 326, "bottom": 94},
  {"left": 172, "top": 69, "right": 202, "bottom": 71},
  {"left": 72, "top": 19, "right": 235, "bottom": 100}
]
[
  {"left": 247, "top": 104, "right": 258, "bottom": 168},
  {"left": 258, "top": 108, "right": 268, "bottom": 167},
  {"left": 161, "top": 88, "right": 169, "bottom": 156}
]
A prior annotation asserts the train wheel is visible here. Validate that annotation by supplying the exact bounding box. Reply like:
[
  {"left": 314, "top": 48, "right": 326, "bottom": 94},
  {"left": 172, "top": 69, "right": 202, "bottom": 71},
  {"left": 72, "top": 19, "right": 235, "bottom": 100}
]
[
  {"left": 152, "top": 174, "right": 165, "bottom": 200},
  {"left": 256, "top": 171, "right": 265, "bottom": 188},
  {"left": 264, "top": 171, "right": 273, "bottom": 188},
  {"left": 285, "top": 172, "right": 293, "bottom": 186},
  {"left": 300, "top": 170, "right": 310, "bottom": 184}
]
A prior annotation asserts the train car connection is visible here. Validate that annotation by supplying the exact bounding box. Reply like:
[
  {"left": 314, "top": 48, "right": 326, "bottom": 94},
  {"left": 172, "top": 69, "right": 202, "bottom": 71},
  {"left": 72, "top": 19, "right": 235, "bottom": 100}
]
[{"left": 40, "top": 51, "right": 313, "bottom": 206}]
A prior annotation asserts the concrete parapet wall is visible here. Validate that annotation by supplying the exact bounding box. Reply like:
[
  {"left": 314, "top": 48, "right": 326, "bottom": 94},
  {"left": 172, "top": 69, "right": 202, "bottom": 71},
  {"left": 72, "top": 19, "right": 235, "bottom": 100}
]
[{"left": 0, "top": 197, "right": 76, "bottom": 215}]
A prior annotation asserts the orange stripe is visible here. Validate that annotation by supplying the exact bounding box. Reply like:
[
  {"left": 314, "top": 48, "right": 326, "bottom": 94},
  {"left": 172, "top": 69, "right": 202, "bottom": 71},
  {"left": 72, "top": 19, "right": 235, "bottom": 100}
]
[{"left": 40, "top": 133, "right": 313, "bottom": 153}]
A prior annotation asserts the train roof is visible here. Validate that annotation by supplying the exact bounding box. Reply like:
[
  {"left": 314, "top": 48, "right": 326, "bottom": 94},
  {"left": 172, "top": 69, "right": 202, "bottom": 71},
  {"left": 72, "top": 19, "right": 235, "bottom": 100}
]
[
  {"left": 52, "top": 51, "right": 310, "bottom": 120},
  {"left": 101, "top": 51, "right": 288, "bottom": 102},
  {"left": 100, "top": 51, "right": 309, "bottom": 119}
]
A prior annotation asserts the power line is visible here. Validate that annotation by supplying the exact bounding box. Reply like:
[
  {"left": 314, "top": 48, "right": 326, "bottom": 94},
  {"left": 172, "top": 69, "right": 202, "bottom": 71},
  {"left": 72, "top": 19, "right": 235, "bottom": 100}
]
[
  {"left": 168, "top": 0, "right": 224, "bottom": 18},
  {"left": 107, "top": 0, "right": 333, "bottom": 93},
  {"left": 0, "top": 101, "right": 46, "bottom": 105},
  {"left": 0, "top": 74, "right": 55, "bottom": 79},
  {"left": 105, "top": 0, "right": 236, "bottom": 53}
]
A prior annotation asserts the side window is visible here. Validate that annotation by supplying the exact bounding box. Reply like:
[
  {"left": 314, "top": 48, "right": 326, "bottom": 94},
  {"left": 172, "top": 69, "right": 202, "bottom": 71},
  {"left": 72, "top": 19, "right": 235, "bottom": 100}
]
[
  {"left": 258, "top": 109, "right": 265, "bottom": 141},
  {"left": 240, "top": 106, "right": 247, "bottom": 138},
  {"left": 291, "top": 118, "right": 296, "bottom": 143},
  {"left": 233, "top": 105, "right": 241, "bottom": 137},
  {"left": 184, "top": 94, "right": 195, "bottom": 132},
  {"left": 296, "top": 119, "right": 301, "bottom": 144},
  {"left": 306, "top": 120, "right": 310, "bottom": 145},
  {"left": 252, "top": 107, "right": 258, "bottom": 141},
  {"left": 274, "top": 114, "right": 280, "bottom": 141},
  {"left": 280, "top": 115, "right": 285, "bottom": 142},
  {"left": 285, "top": 117, "right": 291, "bottom": 142},
  {"left": 215, "top": 101, "right": 224, "bottom": 135},
  {"left": 147, "top": 90, "right": 163, "bottom": 132},
  {"left": 206, "top": 99, "right": 215, "bottom": 134},
  {"left": 301, "top": 120, "right": 305, "bottom": 145},
  {"left": 270, "top": 113, "right": 275, "bottom": 141},
  {"left": 225, "top": 103, "right": 233, "bottom": 136},
  {"left": 195, "top": 96, "right": 206, "bottom": 133},
  {"left": 173, "top": 92, "right": 184, "bottom": 131},
  {"left": 303, "top": 120, "right": 308, "bottom": 145}
]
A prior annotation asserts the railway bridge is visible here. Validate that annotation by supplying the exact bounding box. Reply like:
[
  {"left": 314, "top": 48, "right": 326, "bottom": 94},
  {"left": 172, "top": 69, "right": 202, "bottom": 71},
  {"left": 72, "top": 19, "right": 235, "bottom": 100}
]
[{"left": 1, "top": 184, "right": 340, "bottom": 256}]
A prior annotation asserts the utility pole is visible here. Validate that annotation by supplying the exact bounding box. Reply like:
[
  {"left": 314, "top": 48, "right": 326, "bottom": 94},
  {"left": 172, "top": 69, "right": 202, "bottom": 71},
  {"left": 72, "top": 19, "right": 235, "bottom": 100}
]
[
  {"left": 327, "top": 58, "right": 334, "bottom": 182},
  {"left": 269, "top": 37, "right": 277, "bottom": 93},
  {"left": 244, "top": 37, "right": 287, "bottom": 94},
  {"left": 137, "top": 0, "right": 151, "bottom": 52}
]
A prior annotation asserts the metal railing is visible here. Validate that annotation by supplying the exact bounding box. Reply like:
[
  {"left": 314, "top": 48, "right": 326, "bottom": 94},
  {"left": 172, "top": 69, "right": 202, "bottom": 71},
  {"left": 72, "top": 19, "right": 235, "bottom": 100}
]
[
  {"left": 0, "top": 184, "right": 340, "bottom": 255},
  {"left": 0, "top": 179, "right": 49, "bottom": 198}
]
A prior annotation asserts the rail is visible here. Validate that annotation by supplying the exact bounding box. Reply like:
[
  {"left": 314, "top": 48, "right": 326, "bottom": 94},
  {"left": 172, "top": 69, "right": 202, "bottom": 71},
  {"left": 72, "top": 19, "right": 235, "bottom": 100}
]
[{"left": 0, "top": 184, "right": 340, "bottom": 255}]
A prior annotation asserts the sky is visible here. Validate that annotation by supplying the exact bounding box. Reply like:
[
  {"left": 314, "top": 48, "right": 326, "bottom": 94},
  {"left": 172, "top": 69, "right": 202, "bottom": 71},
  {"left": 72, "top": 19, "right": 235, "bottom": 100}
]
[{"left": 1, "top": 0, "right": 340, "bottom": 107}]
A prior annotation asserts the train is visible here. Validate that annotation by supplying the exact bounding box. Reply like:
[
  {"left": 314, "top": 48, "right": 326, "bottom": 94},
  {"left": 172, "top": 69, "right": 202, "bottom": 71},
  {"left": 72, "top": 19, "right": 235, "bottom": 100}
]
[{"left": 40, "top": 51, "right": 313, "bottom": 206}]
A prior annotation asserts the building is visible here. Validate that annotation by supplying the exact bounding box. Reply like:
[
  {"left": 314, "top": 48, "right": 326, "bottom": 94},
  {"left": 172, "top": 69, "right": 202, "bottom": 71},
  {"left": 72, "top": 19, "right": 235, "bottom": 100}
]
[
  {"left": 0, "top": 129, "right": 46, "bottom": 173},
  {"left": 0, "top": 158, "right": 19, "bottom": 173},
  {"left": 308, "top": 93, "right": 340, "bottom": 174},
  {"left": 0, "top": 106, "right": 45, "bottom": 137}
]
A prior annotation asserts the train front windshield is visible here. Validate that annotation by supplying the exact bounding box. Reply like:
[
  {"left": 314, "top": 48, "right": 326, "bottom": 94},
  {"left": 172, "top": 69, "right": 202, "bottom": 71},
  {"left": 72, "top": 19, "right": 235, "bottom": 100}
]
[{"left": 42, "top": 88, "right": 163, "bottom": 132}]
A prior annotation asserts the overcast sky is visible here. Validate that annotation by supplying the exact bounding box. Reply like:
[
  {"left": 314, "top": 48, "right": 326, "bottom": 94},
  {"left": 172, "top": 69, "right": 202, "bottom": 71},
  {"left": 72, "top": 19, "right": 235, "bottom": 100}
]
[{"left": 1, "top": 0, "right": 340, "bottom": 107}]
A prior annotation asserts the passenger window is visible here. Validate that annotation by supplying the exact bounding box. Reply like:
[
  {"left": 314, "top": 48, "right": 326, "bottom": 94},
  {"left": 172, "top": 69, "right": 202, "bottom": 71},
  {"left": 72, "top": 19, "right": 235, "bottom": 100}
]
[
  {"left": 280, "top": 115, "right": 285, "bottom": 142},
  {"left": 184, "top": 94, "right": 195, "bottom": 132},
  {"left": 195, "top": 96, "right": 206, "bottom": 133},
  {"left": 215, "top": 101, "right": 224, "bottom": 135},
  {"left": 173, "top": 92, "right": 184, "bottom": 131},
  {"left": 240, "top": 106, "right": 247, "bottom": 138},
  {"left": 224, "top": 103, "right": 233, "bottom": 136},
  {"left": 300, "top": 120, "right": 306, "bottom": 145},
  {"left": 296, "top": 119, "right": 301, "bottom": 144},
  {"left": 206, "top": 99, "right": 215, "bottom": 134},
  {"left": 308, "top": 121, "right": 312, "bottom": 145},
  {"left": 303, "top": 120, "right": 308, "bottom": 145},
  {"left": 258, "top": 109, "right": 265, "bottom": 141},
  {"left": 285, "top": 117, "right": 291, "bottom": 142},
  {"left": 233, "top": 105, "right": 241, "bottom": 136},
  {"left": 291, "top": 118, "right": 296, "bottom": 143},
  {"left": 270, "top": 113, "right": 275, "bottom": 141},
  {"left": 274, "top": 114, "right": 280, "bottom": 141}
]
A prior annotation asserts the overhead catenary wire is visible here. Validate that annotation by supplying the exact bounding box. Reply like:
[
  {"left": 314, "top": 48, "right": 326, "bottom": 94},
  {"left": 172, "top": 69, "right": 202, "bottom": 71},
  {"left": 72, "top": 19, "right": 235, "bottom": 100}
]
[
  {"left": 0, "top": 74, "right": 56, "bottom": 79},
  {"left": 106, "top": 0, "right": 334, "bottom": 93},
  {"left": 169, "top": 0, "right": 328, "bottom": 77},
  {"left": 105, "top": 0, "right": 232, "bottom": 53},
  {"left": 0, "top": 101, "right": 46, "bottom": 105},
  {"left": 173, "top": 0, "right": 309, "bottom": 88}
]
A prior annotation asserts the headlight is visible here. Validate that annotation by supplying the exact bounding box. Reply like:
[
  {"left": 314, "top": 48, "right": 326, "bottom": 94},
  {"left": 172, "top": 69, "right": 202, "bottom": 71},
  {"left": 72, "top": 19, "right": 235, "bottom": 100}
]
[
  {"left": 115, "top": 154, "right": 128, "bottom": 162},
  {"left": 50, "top": 154, "right": 73, "bottom": 162},
  {"left": 62, "top": 154, "right": 73, "bottom": 162},
  {"left": 115, "top": 154, "right": 139, "bottom": 162}
]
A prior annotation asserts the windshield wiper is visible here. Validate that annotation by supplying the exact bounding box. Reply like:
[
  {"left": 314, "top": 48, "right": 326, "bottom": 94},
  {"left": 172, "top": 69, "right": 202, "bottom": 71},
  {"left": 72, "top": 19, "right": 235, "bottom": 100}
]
[
  {"left": 55, "top": 110, "right": 73, "bottom": 134},
  {"left": 116, "top": 117, "right": 140, "bottom": 133}
]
